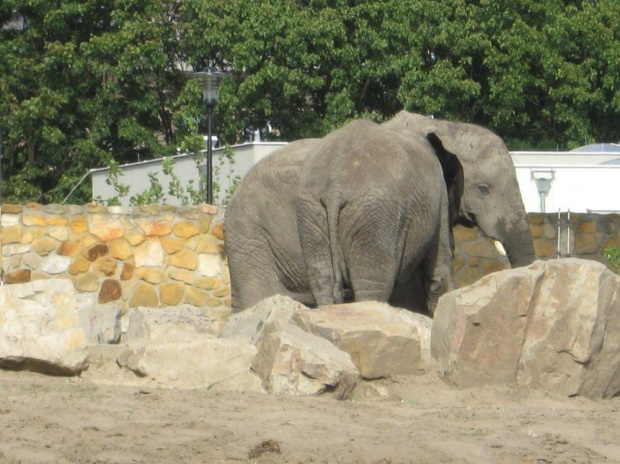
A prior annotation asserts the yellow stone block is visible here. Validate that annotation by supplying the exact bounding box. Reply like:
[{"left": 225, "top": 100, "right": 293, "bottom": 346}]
[
  {"left": 91, "top": 214, "right": 124, "bottom": 241},
  {"left": 93, "top": 256, "right": 118, "bottom": 277},
  {"left": 211, "top": 287, "right": 230, "bottom": 298},
  {"left": 125, "top": 228, "right": 146, "bottom": 246},
  {"left": 169, "top": 269, "right": 195, "bottom": 284},
  {"left": 160, "top": 236, "right": 185, "bottom": 254},
  {"left": 136, "top": 218, "right": 172, "bottom": 237},
  {"left": 195, "top": 277, "right": 222, "bottom": 290},
  {"left": 172, "top": 221, "right": 200, "bottom": 239},
  {"left": 31, "top": 237, "right": 58, "bottom": 256},
  {"left": 2, "top": 225, "right": 21, "bottom": 244},
  {"left": 196, "top": 234, "right": 220, "bottom": 253},
  {"left": 184, "top": 287, "right": 209, "bottom": 306},
  {"left": 22, "top": 214, "right": 47, "bottom": 226},
  {"left": 210, "top": 223, "right": 225, "bottom": 240},
  {"left": 79, "top": 234, "right": 100, "bottom": 250},
  {"left": 135, "top": 267, "right": 166, "bottom": 284},
  {"left": 129, "top": 283, "right": 159, "bottom": 308},
  {"left": 69, "top": 256, "right": 91, "bottom": 275},
  {"left": 48, "top": 226, "right": 69, "bottom": 241},
  {"left": 70, "top": 215, "right": 89, "bottom": 235},
  {"left": 160, "top": 282, "right": 185, "bottom": 306},
  {"left": 75, "top": 273, "right": 101, "bottom": 292},
  {"left": 170, "top": 249, "right": 197, "bottom": 270},
  {"left": 21, "top": 226, "right": 46, "bottom": 243},
  {"left": 108, "top": 237, "right": 133, "bottom": 260},
  {"left": 1, "top": 204, "right": 23, "bottom": 214},
  {"left": 47, "top": 215, "right": 69, "bottom": 226},
  {"left": 121, "top": 262, "right": 134, "bottom": 280},
  {"left": 199, "top": 215, "right": 213, "bottom": 233},
  {"left": 57, "top": 240, "right": 82, "bottom": 257}
]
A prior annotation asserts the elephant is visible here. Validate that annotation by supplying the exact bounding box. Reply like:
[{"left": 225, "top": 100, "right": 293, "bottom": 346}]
[
  {"left": 225, "top": 112, "right": 535, "bottom": 313},
  {"left": 296, "top": 119, "right": 463, "bottom": 312}
]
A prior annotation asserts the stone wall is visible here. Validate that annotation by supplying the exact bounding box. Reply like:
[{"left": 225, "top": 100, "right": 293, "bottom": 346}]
[
  {"left": 1, "top": 205, "right": 618, "bottom": 311},
  {"left": 454, "top": 213, "right": 620, "bottom": 287},
  {"left": 0, "top": 203, "right": 230, "bottom": 321}
]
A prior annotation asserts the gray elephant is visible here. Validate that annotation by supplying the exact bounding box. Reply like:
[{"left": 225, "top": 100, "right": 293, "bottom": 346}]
[
  {"left": 225, "top": 112, "right": 535, "bottom": 312},
  {"left": 296, "top": 119, "right": 463, "bottom": 312}
]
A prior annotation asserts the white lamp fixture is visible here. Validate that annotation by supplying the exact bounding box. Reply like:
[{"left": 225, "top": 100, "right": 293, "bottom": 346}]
[{"left": 531, "top": 170, "right": 555, "bottom": 213}]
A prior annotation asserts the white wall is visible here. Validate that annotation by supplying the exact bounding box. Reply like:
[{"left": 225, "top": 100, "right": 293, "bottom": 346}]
[
  {"left": 514, "top": 165, "right": 620, "bottom": 213},
  {"left": 91, "top": 142, "right": 286, "bottom": 206},
  {"left": 511, "top": 151, "right": 620, "bottom": 213}
]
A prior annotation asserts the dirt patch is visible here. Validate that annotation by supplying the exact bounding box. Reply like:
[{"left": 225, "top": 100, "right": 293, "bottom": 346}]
[{"left": 0, "top": 370, "right": 618, "bottom": 463}]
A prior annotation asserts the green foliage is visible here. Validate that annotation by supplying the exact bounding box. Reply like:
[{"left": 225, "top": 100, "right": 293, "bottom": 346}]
[
  {"left": 212, "top": 145, "right": 240, "bottom": 205},
  {"left": 603, "top": 246, "right": 620, "bottom": 274},
  {"left": 104, "top": 159, "right": 130, "bottom": 206},
  {"left": 1, "top": 0, "right": 619, "bottom": 203}
]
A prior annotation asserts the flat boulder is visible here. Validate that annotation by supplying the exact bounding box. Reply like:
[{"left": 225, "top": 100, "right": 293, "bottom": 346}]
[
  {"left": 432, "top": 259, "right": 620, "bottom": 399},
  {"left": 116, "top": 336, "right": 263, "bottom": 392},
  {"left": 124, "top": 305, "right": 223, "bottom": 342},
  {"left": 0, "top": 280, "right": 88, "bottom": 375},
  {"left": 292, "top": 302, "right": 432, "bottom": 379}
]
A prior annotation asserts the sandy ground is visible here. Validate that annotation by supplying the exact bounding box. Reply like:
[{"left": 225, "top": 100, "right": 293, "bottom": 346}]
[{"left": 0, "top": 369, "right": 618, "bottom": 464}]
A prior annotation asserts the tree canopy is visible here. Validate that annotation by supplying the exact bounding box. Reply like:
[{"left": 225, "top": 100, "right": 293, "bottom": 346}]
[{"left": 0, "top": 0, "right": 618, "bottom": 203}]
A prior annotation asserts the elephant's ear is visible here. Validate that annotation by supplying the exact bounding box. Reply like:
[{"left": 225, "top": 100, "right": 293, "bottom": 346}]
[{"left": 426, "top": 132, "right": 464, "bottom": 226}]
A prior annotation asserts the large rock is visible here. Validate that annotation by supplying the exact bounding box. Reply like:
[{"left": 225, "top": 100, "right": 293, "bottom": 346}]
[
  {"left": 0, "top": 280, "right": 88, "bottom": 375},
  {"left": 252, "top": 317, "right": 358, "bottom": 399},
  {"left": 432, "top": 259, "right": 620, "bottom": 399},
  {"left": 79, "top": 302, "right": 122, "bottom": 344},
  {"left": 222, "top": 295, "right": 359, "bottom": 398},
  {"left": 112, "top": 336, "right": 263, "bottom": 392},
  {"left": 292, "top": 302, "right": 432, "bottom": 379},
  {"left": 124, "top": 305, "right": 223, "bottom": 342},
  {"left": 221, "top": 295, "right": 307, "bottom": 343}
]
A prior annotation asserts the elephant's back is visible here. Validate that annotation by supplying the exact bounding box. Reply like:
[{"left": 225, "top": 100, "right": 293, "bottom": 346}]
[{"left": 300, "top": 118, "right": 444, "bottom": 201}]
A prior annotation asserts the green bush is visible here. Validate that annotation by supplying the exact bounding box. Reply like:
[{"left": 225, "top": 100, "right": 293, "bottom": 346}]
[{"left": 603, "top": 246, "right": 620, "bottom": 274}]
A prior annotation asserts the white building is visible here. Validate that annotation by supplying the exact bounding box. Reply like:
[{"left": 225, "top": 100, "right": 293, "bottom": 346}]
[
  {"left": 91, "top": 141, "right": 286, "bottom": 206},
  {"left": 511, "top": 144, "right": 620, "bottom": 214}
]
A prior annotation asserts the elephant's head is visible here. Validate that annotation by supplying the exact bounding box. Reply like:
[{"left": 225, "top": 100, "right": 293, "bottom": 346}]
[{"left": 385, "top": 111, "right": 535, "bottom": 268}]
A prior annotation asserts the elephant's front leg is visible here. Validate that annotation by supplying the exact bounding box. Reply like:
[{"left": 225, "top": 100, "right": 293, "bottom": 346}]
[{"left": 422, "top": 204, "right": 456, "bottom": 314}]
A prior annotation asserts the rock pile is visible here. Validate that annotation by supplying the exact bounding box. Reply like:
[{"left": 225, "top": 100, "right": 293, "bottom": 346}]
[{"left": 1, "top": 258, "right": 618, "bottom": 400}]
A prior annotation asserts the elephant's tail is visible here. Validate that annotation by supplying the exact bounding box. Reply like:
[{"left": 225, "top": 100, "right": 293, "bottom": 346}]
[{"left": 326, "top": 197, "right": 346, "bottom": 304}]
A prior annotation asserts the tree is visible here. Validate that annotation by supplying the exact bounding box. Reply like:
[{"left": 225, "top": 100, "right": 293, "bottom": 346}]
[
  {"left": 0, "top": 0, "right": 184, "bottom": 203},
  {"left": 0, "top": 0, "right": 618, "bottom": 203}
]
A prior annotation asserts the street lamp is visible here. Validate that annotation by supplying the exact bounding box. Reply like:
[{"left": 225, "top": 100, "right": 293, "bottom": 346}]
[
  {"left": 531, "top": 170, "right": 555, "bottom": 213},
  {"left": 185, "top": 66, "right": 229, "bottom": 204}
]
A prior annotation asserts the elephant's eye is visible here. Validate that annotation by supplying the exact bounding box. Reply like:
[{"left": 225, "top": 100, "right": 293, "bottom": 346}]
[{"left": 477, "top": 184, "right": 491, "bottom": 196}]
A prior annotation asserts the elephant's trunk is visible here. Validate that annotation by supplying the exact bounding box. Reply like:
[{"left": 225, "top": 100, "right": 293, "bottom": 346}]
[{"left": 501, "top": 222, "right": 536, "bottom": 268}]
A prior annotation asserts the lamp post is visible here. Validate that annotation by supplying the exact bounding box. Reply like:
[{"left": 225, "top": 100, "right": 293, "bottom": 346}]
[
  {"left": 531, "top": 170, "right": 555, "bottom": 213},
  {"left": 185, "top": 66, "right": 229, "bottom": 204}
]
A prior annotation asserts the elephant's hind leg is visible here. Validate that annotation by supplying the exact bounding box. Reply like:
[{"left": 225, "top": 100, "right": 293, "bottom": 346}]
[
  {"left": 343, "top": 206, "right": 406, "bottom": 303},
  {"left": 297, "top": 194, "right": 342, "bottom": 305},
  {"left": 228, "top": 238, "right": 293, "bottom": 312}
]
